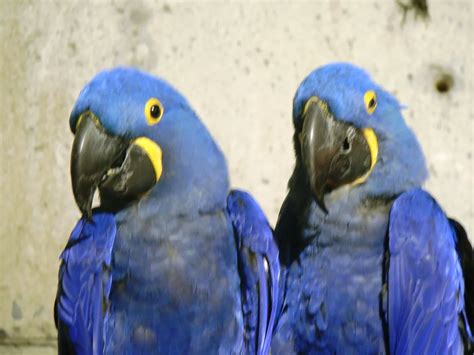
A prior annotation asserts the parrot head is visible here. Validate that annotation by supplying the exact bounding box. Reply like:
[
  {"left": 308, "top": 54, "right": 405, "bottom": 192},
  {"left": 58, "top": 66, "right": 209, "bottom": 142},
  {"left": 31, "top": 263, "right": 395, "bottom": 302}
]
[
  {"left": 292, "top": 63, "right": 427, "bottom": 213},
  {"left": 69, "top": 67, "right": 228, "bottom": 217}
]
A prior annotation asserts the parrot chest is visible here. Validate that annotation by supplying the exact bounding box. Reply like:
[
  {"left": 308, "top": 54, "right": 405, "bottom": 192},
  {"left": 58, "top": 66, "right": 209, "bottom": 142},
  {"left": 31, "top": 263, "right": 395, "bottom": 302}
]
[
  {"left": 103, "top": 209, "right": 244, "bottom": 354},
  {"left": 286, "top": 242, "right": 386, "bottom": 354}
]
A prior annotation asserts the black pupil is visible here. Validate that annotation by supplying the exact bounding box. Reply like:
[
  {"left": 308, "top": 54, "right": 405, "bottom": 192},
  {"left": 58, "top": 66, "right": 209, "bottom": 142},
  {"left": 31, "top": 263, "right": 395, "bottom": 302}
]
[
  {"left": 369, "top": 98, "right": 376, "bottom": 108},
  {"left": 150, "top": 105, "right": 161, "bottom": 119}
]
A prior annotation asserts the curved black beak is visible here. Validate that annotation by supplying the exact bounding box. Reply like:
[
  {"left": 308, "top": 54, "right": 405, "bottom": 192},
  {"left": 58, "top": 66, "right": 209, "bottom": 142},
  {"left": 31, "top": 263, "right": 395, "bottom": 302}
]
[
  {"left": 299, "top": 97, "right": 374, "bottom": 213},
  {"left": 71, "top": 111, "right": 162, "bottom": 218}
]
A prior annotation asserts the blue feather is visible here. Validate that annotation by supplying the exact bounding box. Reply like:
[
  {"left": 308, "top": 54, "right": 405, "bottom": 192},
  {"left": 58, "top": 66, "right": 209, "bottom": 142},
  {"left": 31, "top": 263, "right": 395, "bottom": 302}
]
[
  {"left": 56, "top": 212, "right": 116, "bottom": 355},
  {"left": 227, "top": 190, "right": 280, "bottom": 355},
  {"left": 387, "top": 188, "right": 470, "bottom": 354}
]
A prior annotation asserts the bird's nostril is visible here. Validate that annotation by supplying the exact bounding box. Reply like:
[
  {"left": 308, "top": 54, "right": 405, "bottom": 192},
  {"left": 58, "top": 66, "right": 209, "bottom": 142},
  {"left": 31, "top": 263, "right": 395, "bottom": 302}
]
[{"left": 342, "top": 137, "right": 351, "bottom": 152}]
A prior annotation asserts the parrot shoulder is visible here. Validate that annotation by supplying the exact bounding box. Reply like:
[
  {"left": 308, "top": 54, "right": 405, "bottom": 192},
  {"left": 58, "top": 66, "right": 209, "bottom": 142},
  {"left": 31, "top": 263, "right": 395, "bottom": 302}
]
[
  {"left": 55, "top": 212, "right": 116, "bottom": 355},
  {"left": 386, "top": 188, "right": 473, "bottom": 354}
]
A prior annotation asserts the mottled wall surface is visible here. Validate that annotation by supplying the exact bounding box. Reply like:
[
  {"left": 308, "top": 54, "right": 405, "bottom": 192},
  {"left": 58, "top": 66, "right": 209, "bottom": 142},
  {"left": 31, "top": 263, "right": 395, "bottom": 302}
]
[{"left": 0, "top": 0, "right": 472, "bottom": 353}]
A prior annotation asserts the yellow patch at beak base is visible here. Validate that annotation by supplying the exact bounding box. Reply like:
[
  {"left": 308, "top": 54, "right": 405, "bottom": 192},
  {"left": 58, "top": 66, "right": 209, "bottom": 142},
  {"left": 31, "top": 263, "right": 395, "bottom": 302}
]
[
  {"left": 132, "top": 137, "right": 163, "bottom": 181},
  {"left": 351, "top": 128, "right": 378, "bottom": 186}
]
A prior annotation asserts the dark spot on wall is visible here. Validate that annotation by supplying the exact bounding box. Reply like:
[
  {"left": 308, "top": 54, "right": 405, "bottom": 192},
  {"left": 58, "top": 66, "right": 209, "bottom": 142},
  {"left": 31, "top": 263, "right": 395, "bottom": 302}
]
[
  {"left": 0, "top": 328, "right": 7, "bottom": 339},
  {"left": 11, "top": 301, "right": 22, "bottom": 320},
  {"left": 467, "top": 152, "right": 472, "bottom": 160},
  {"left": 129, "top": 7, "right": 151, "bottom": 25},
  {"left": 263, "top": 58, "right": 269, "bottom": 67},
  {"left": 434, "top": 72, "right": 454, "bottom": 94},
  {"left": 68, "top": 42, "right": 77, "bottom": 54},
  {"left": 397, "top": 0, "right": 429, "bottom": 23},
  {"left": 34, "top": 143, "right": 45, "bottom": 151},
  {"left": 407, "top": 73, "right": 413, "bottom": 81},
  {"left": 162, "top": 4, "right": 172, "bottom": 13},
  {"left": 347, "top": 38, "right": 354, "bottom": 50},
  {"left": 33, "top": 306, "right": 44, "bottom": 318},
  {"left": 261, "top": 178, "right": 269, "bottom": 185}
]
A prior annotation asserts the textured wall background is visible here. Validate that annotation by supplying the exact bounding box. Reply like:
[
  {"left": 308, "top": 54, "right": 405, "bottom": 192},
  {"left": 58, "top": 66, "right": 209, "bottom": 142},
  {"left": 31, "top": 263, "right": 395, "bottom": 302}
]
[{"left": 0, "top": 0, "right": 472, "bottom": 353}]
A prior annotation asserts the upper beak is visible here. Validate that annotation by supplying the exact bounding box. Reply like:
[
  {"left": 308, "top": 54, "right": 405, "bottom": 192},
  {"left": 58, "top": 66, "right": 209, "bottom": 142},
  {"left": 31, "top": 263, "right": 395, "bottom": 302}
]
[
  {"left": 299, "top": 97, "right": 376, "bottom": 213},
  {"left": 71, "top": 111, "right": 162, "bottom": 217}
]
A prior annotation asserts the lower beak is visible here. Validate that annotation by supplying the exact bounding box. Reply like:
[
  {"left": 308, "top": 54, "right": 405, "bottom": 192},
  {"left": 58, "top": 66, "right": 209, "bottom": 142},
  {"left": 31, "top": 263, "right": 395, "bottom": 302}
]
[
  {"left": 71, "top": 111, "right": 162, "bottom": 217},
  {"left": 299, "top": 97, "right": 374, "bottom": 213}
]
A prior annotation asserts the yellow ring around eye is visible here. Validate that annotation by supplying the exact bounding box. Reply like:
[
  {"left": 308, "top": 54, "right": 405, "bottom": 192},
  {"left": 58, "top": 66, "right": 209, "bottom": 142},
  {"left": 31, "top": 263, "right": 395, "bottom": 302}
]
[
  {"left": 364, "top": 90, "right": 377, "bottom": 115},
  {"left": 145, "top": 97, "right": 164, "bottom": 126}
]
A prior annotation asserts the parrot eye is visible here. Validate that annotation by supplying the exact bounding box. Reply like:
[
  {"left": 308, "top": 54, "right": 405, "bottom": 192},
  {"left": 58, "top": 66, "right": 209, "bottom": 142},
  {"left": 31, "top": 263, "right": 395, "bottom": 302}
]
[
  {"left": 364, "top": 90, "right": 377, "bottom": 115},
  {"left": 145, "top": 98, "right": 164, "bottom": 126}
]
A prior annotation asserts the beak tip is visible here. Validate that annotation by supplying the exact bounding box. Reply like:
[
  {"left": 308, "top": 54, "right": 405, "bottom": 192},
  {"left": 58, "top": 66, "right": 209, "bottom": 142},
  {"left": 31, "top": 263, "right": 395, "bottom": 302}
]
[
  {"left": 73, "top": 184, "right": 94, "bottom": 220},
  {"left": 316, "top": 199, "right": 329, "bottom": 215},
  {"left": 82, "top": 206, "right": 92, "bottom": 220},
  {"left": 313, "top": 190, "right": 329, "bottom": 215}
]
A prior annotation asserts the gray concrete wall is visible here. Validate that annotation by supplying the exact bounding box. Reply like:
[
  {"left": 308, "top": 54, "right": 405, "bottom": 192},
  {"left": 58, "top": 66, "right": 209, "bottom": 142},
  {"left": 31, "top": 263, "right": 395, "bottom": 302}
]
[{"left": 0, "top": 1, "right": 472, "bottom": 353}]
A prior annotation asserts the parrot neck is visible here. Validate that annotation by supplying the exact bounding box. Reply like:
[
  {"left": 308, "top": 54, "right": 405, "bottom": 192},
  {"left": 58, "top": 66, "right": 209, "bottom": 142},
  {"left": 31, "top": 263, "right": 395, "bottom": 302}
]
[
  {"left": 284, "top": 164, "right": 395, "bottom": 250},
  {"left": 357, "top": 127, "right": 428, "bottom": 198},
  {"left": 306, "top": 190, "right": 392, "bottom": 248}
]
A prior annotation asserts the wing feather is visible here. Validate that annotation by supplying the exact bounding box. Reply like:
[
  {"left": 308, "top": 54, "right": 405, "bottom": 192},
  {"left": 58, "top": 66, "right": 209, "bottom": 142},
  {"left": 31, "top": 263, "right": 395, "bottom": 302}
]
[
  {"left": 227, "top": 190, "right": 280, "bottom": 355},
  {"left": 55, "top": 213, "right": 116, "bottom": 355},
  {"left": 387, "top": 188, "right": 471, "bottom": 354}
]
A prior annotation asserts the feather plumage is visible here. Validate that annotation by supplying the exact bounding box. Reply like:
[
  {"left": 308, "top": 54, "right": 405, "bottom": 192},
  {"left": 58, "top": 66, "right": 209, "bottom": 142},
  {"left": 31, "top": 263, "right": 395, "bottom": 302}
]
[
  {"left": 227, "top": 190, "right": 280, "bottom": 355},
  {"left": 387, "top": 188, "right": 472, "bottom": 354},
  {"left": 55, "top": 213, "right": 116, "bottom": 355}
]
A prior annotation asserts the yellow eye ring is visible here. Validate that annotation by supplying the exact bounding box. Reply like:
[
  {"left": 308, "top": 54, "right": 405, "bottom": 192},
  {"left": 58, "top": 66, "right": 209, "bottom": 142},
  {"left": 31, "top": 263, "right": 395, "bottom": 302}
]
[
  {"left": 364, "top": 90, "right": 377, "bottom": 115},
  {"left": 145, "top": 98, "right": 164, "bottom": 126}
]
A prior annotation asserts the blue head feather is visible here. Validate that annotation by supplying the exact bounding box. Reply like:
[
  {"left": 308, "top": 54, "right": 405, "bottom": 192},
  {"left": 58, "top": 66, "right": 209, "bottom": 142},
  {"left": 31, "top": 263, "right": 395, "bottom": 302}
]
[
  {"left": 70, "top": 67, "right": 229, "bottom": 216},
  {"left": 293, "top": 63, "right": 427, "bottom": 200}
]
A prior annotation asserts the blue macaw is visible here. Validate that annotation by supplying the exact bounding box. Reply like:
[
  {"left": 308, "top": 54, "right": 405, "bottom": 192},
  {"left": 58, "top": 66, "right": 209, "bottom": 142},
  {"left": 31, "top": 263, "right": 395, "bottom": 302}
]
[
  {"left": 54, "top": 67, "right": 280, "bottom": 355},
  {"left": 271, "top": 63, "right": 474, "bottom": 354}
]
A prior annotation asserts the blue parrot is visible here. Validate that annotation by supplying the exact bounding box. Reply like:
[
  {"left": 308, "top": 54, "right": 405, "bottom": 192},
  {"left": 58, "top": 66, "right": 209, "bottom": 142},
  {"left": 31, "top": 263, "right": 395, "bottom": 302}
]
[
  {"left": 271, "top": 63, "right": 474, "bottom": 354},
  {"left": 54, "top": 67, "right": 280, "bottom": 355}
]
